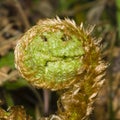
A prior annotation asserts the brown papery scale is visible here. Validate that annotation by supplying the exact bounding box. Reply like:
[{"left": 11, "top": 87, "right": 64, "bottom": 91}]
[{"left": 15, "top": 17, "right": 107, "bottom": 120}]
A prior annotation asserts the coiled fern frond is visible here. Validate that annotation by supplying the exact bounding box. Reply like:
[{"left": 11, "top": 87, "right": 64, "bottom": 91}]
[{"left": 15, "top": 17, "right": 107, "bottom": 120}]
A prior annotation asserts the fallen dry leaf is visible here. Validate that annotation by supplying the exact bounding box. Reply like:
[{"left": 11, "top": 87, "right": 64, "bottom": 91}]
[
  {"left": 0, "top": 106, "right": 32, "bottom": 120},
  {"left": 0, "top": 66, "right": 19, "bottom": 85}
]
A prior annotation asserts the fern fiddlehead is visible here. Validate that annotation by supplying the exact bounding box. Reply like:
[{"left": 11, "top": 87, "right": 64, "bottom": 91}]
[{"left": 15, "top": 17, "right": 107, "bottom": 120}]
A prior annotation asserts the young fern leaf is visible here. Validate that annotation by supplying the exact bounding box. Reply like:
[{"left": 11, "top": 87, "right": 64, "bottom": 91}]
[{"left": 15, "top": 17, "right": 107, "bottom": 120}]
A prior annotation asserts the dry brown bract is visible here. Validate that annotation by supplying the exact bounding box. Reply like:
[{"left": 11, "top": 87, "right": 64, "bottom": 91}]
[{"left": 0, "top": 106, "right": 32, "bottom": 120}]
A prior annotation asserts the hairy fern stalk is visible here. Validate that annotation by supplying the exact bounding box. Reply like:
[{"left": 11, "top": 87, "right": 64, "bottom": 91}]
[{"left": 15, "top": 17, "right": 107, "bottom": 120}]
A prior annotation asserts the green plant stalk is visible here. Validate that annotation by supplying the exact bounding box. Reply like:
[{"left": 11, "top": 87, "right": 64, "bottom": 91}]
[
  {"left": 116, "top": 0, "right": 120, "bottom": 45},
  {"left": 4, "top": 90, "right": 14, "bottom": 107},
  {"left": 108, "top": 37, "right": 116, "bottom": 120},
  {"left": 108, "top": 78, "right": 115, "bottom": 120}
]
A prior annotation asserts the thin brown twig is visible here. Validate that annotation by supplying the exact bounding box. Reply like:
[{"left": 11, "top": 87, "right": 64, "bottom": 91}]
[
  {"left": 0, "top": 24, "right": 13, "bottom": 36},
  {"left": 0, "top": 72, "right": 8, "bottom": 77},
  {"left": 13, "top": 0, "right": 30, "bottom": 30},
  {"left": 0, "top": 34, "right": 21, "bottom": 56},
  {"left": 0, "top": 34, "right": 21, "bottom": 46},
  {"left": 0, "top": 70, "right": 18, "bottom": 85}
]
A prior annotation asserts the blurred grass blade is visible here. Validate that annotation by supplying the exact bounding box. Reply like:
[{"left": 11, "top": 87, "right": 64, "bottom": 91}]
[
  {"left": 116, "top": 0, "right": 120, "bottom": 45},
  {"left": 0, "top": 52, "right": 14, "bottom": 68}
]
